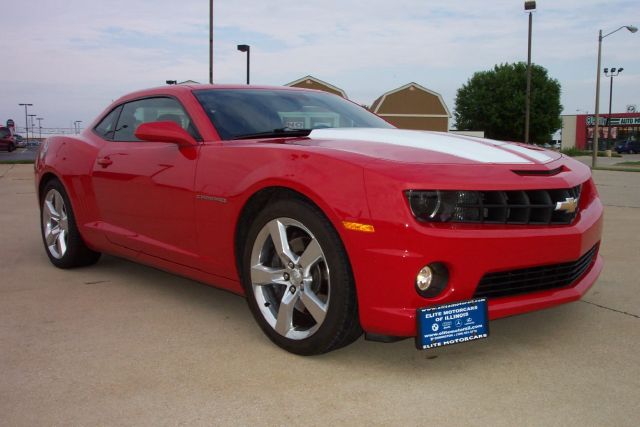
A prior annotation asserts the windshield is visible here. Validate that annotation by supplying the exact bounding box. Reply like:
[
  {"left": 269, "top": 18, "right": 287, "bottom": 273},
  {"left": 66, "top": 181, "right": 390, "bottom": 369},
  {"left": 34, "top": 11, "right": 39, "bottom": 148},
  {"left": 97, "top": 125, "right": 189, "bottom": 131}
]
[{"left": 193, "top": 88, "right": 393, "bottom": 140}]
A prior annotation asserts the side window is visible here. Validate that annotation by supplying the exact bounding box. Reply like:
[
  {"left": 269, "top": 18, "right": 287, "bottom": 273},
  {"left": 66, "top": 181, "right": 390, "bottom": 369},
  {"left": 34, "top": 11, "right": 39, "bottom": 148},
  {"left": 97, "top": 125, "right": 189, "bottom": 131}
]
[
  {"left": 113, "top": 97, "right": 199, "bottom": 142},
  {"left": 94, "top": 106, "right": 122, "bottom": 140}
]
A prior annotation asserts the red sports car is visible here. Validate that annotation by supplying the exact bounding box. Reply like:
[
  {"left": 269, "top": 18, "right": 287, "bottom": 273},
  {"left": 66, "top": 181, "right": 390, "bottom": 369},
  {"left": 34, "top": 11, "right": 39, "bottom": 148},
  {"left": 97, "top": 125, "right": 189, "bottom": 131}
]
[{"left": 35, "top": 84, "right": 603, "bottom": 355}]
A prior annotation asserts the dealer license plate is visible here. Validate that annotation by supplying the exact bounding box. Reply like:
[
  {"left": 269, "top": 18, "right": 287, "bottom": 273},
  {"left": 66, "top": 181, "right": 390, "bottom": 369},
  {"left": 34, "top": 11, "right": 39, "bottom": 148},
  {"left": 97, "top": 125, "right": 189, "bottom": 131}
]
[{"left": 416, "top": 298, "right": 489, "bottom": 350}]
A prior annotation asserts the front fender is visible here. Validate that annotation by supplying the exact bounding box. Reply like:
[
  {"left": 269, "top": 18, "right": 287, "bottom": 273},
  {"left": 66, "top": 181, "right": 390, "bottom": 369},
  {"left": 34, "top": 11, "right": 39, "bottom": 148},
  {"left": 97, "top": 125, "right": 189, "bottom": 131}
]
[{"left": 193, "top": 143, "right": 372, "bottom": 282}]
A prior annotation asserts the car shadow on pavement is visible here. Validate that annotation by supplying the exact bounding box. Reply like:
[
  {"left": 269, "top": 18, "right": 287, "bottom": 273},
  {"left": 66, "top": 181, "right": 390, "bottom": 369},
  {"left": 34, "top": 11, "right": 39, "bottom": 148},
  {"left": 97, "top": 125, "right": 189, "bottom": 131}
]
[{"left": 79, "top": 254, "right": 593, "bottom": 371}]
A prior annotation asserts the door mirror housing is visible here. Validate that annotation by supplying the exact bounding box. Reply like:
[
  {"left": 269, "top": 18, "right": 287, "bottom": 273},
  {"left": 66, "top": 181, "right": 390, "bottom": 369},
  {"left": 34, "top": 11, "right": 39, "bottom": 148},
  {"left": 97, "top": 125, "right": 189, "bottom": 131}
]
[{"left": 134, "top": 121, "right": 197, "bottom": 146}]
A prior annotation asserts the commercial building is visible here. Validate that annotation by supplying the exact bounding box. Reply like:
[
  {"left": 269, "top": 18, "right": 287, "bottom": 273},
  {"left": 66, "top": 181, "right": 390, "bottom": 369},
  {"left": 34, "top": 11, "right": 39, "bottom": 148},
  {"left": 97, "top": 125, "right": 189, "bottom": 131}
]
[{"left": 561, "top": 112, "right": 640, "bottom": 149}]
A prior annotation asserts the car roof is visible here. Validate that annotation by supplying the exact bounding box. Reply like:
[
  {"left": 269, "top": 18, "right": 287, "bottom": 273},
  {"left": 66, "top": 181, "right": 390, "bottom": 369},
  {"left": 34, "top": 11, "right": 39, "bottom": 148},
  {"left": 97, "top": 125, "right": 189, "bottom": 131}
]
[{"left": 115, "top": 84, "right": 318, "bottom": 103}]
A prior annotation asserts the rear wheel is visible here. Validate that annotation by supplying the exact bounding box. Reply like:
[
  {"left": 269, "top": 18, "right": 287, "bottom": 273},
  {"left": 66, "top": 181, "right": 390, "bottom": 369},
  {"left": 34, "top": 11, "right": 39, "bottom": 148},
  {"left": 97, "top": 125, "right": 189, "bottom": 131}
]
[
  {"left": 241, "top": 198, "right": 361, "bottom": 355},
  {"left": 40, "top": 179, "right": 101, "bottom": 268},
  {"left": 8, "top": 143, "right": 15, "bottom": 152}
]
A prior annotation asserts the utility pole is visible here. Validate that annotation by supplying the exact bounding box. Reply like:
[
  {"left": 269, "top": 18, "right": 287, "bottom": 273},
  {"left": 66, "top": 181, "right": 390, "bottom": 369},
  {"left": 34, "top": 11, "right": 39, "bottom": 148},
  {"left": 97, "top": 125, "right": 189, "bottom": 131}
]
[
  {"left": 524, "top": 1, "right": 536, "bottom": 144},
  {"left": 209, "top": 0, "right": 213, "bottom": 84}
]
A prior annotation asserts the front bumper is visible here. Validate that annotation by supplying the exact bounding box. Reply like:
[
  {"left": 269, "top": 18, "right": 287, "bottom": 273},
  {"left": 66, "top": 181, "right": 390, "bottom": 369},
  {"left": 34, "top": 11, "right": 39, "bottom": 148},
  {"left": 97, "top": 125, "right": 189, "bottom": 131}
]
[{"left": 346, "top": 183, "right": 604, "bottom": 338}]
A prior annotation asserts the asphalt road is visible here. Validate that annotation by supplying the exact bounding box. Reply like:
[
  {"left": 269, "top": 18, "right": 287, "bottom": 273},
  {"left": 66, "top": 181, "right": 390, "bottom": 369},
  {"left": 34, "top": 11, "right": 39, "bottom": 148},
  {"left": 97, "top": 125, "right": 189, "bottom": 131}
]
[
  {"left": 0, "top": 146, "right": 38, "bottom": 162},
  {"left": 1, "top": 164, "right": 639, "bottom": 426}
]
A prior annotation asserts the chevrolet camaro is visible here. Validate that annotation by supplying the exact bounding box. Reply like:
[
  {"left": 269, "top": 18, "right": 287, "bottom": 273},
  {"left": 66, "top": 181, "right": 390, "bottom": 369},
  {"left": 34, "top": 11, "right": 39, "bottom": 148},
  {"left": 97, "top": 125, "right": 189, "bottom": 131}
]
[{"left": 35, "top": 84, "right": 603, "bottom": 354}]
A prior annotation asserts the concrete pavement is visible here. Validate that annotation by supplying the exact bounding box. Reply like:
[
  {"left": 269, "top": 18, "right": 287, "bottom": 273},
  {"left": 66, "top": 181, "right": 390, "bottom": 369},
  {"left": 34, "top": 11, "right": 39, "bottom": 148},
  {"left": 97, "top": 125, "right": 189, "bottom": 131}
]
[
  {"left": 573, "top": 152, "right": 640, "bottom": 168},
  {"left": 1, "top": 164, "right": 639, "bottom": 426}
]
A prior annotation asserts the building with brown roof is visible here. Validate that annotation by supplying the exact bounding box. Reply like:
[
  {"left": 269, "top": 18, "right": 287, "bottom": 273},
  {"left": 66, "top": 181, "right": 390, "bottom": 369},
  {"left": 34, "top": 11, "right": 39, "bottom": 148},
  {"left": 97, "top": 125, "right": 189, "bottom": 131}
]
[
  {"left": 285, "top": 75, "right": 348, "bottom": 98},
  {"left": 370, "top": 82, "right": 450, "bottom": 132}
]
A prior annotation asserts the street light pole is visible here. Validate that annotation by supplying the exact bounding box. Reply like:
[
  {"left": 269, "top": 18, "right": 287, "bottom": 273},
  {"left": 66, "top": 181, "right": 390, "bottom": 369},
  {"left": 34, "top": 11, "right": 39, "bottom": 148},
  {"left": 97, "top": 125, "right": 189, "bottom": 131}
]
[
  {"left": 237, "top": 44, "right": 250, "bottom": 84},
  {"left": 37, "top": 117, "right": 44, "bottom": 139},
  {"left": 604, "top": 67, "right": 622, "bottom": 147},
  {"left": 592, "top": 25, "right": 637, "bottom": 168},
  {"left": 18, "top": 103, "right": 33, "bottom": 142},
  {"left": 524, "top": 1, "right": 536, "bottom": 145},
  {"left": 28, "top": 114, "right": 37, "bottom": 140}
]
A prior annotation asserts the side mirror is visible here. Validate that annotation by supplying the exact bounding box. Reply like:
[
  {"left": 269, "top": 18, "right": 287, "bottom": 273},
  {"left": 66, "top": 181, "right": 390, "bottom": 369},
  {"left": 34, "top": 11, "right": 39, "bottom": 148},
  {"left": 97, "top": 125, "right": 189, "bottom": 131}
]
[{"left": 134, "top": 121, "right": 197, "bottom": 146}]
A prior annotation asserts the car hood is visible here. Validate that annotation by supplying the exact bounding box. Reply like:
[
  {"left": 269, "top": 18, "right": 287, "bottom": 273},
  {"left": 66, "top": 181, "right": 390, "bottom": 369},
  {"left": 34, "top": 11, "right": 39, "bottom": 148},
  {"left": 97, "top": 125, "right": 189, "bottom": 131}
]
[{"left": 299, "top": 128, "right": 561, "bottom": 165}]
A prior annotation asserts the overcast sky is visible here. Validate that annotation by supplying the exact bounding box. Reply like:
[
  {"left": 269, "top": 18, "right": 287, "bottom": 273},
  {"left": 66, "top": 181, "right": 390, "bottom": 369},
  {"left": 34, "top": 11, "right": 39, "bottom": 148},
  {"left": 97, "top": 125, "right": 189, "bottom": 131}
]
[{"left": 1, "top": 0, "right": 639, "bottom": 131}]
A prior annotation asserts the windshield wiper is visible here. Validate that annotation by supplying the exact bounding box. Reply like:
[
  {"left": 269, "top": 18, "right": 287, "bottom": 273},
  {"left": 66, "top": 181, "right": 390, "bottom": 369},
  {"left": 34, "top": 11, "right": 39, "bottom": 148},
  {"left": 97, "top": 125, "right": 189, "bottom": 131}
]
[{"left": 231, "top": 127, "right": 312, "bottom": 140}]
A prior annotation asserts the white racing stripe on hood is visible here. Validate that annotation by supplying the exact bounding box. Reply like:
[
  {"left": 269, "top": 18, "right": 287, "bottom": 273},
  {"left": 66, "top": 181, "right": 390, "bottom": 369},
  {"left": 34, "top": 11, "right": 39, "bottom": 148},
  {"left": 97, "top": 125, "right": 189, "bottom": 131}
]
[
  {"left": 455, "top": 134, "right": 554, "bottom": 163},
  {"left": 309, "top": 128, "right": 552, "bottom": 164},
  {"left": 498, "top": 143, "right": 554, "bottom": 163}
]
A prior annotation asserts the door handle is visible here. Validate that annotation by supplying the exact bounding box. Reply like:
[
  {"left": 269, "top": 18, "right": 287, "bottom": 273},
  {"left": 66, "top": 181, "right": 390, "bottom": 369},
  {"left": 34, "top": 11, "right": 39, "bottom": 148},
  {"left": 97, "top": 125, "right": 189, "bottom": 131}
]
[{"left": 97, "top": 157, "right": 113, "bottom": 167}]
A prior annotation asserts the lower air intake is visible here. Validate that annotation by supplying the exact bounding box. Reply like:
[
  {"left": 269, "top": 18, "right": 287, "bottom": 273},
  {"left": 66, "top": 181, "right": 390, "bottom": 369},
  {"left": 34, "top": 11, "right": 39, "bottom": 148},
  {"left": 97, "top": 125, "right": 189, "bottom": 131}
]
[{"left": 474, "top": 245, "right": 598, "bottom": 299}]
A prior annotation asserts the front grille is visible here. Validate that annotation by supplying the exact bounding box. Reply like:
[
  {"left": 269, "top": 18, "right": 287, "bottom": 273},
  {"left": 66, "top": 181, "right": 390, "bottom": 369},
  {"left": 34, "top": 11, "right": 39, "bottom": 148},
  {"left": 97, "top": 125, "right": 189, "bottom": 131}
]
[
  {"left": 474, "top": 245, "right": 598, "bottom": 299},
  {"left": 459, "top": 185, "right": 582, "bottom": 225}
]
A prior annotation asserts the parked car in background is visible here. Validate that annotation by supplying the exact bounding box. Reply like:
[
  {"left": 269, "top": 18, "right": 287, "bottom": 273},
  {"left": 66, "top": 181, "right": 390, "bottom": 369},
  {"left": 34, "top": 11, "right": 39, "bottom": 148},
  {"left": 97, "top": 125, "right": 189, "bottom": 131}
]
[
  {"left": 614, "top": 139, "right": 640, "bottom": 154},
  {"left": 35, "top": 84, "right": 604, "bottom": 355},
  {"left": 13, "top": 134, "right": 26, "bottom": 148},
  {"left": 0, "top": 126, "right": 16, "bottom": 152}
]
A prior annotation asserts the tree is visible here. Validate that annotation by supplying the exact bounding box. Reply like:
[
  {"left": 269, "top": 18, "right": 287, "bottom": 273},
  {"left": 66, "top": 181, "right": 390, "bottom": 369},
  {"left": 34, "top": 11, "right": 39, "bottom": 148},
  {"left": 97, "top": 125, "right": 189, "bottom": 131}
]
[{"left": 454, "top": 62, "right": 562, "bottom": 144}]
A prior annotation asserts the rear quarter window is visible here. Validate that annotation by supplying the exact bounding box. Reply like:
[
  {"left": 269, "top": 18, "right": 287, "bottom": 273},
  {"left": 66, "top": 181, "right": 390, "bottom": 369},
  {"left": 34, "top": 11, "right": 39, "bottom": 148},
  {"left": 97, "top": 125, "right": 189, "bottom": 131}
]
[{"left": 94, "top": 106, "right": 123, "bottom": 140}]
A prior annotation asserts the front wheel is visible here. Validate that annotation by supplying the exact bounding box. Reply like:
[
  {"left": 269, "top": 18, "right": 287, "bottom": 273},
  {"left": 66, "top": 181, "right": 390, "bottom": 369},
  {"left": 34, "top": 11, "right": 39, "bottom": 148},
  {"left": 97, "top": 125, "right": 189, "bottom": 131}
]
[
  {"left": 40, "top": 179, "right": 101, "bottom": 268},
  {"left": 241, "top": 198, "right": 361, "bottom": 355}
]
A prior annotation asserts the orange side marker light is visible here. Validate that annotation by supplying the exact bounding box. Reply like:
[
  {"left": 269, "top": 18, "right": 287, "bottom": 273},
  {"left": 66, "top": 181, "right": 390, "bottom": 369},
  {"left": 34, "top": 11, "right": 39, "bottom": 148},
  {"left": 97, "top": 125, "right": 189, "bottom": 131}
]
[{"left": 342, "top": 221, "right": 375, "bottom": 233}]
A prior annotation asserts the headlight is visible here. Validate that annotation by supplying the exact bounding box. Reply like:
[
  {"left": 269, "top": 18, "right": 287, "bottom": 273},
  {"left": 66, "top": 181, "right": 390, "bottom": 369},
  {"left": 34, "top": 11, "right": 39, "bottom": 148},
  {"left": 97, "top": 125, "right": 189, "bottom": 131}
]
[
  {"left": 406, "top": 186, "right": 582, "bottom": 225},
  {"left": 406, "top": 190, "right": 482, "bottom": 222}
]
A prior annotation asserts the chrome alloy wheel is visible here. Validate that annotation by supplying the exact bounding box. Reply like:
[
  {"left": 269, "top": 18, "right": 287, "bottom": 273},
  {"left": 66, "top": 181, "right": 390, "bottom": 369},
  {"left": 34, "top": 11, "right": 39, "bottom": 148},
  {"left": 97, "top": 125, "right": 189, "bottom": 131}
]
[
  {"left": 42, "top": 188, "right": 69, "bottom": 259},
  {"left": 250, "top": 218, "right": 330, "bottom": 340}
]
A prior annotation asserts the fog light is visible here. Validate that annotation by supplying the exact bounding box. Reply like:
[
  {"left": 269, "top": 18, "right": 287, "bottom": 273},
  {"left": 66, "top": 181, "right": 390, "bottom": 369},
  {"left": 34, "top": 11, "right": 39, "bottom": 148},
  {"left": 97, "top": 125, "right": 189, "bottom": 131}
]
[
  {"left": 415, "top": 262, "right": 449, "bottom": 298},
  {"left": 416, "top": 266, "right": 433, "bottom": 291}
]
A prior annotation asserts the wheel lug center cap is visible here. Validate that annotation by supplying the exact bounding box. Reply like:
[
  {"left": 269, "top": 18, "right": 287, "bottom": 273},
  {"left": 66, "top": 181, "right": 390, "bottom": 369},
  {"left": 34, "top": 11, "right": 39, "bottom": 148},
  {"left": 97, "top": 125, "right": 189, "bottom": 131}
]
[{"left": 290, "top": 269, "right": 303, "bottom": 285}]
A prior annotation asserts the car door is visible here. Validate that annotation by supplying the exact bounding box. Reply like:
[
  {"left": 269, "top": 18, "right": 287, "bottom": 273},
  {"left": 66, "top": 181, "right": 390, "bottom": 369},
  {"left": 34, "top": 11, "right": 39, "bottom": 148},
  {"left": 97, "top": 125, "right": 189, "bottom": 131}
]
[{"left": 91, "top": 96, "right": 201, "bottom": 266}]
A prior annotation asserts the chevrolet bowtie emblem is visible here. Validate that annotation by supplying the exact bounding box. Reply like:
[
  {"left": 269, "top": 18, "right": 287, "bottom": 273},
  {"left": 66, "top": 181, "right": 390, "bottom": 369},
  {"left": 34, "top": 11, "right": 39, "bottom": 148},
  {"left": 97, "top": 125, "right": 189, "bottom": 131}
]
[{"left": 555, "top": 197, "right": 578, "bottom": 213}]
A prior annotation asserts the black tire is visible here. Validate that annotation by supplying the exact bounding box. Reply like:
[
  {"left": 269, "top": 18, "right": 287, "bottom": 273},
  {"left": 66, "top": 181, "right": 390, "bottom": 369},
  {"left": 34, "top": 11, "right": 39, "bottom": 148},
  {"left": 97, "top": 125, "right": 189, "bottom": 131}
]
[
  {"left": 241, "top": 198, "right": 362, "bottom": 355},
  {"left": 40, "top": 179, "right": 101, "bottom": 269},
  {"left": 8, "top": 143, "right": 15, "bottom": 152}
]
